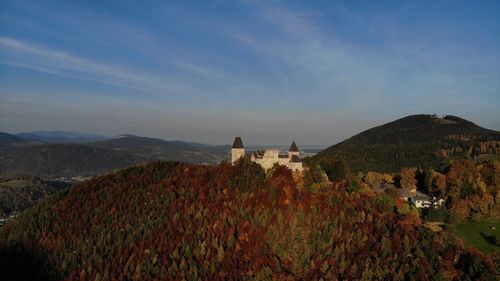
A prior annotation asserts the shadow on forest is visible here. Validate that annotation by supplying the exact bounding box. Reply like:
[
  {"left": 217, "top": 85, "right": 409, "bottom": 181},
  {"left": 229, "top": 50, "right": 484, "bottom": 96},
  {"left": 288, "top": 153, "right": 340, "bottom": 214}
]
[
  {"left": 479, "top": 232, "right": 499, "bottom": 247},
  {"left": 0, "top": 245, "right": 60, "bottom": 281}
]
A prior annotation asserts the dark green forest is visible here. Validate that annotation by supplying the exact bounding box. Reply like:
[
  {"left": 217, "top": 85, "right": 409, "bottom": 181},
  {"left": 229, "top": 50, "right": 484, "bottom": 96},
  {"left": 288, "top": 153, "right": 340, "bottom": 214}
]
[
  {"left": 1, "top": 160, "right": 498, "bottom": 280},
  {"left": 315, "top": 115, "right": 500, "bottom": 173}
]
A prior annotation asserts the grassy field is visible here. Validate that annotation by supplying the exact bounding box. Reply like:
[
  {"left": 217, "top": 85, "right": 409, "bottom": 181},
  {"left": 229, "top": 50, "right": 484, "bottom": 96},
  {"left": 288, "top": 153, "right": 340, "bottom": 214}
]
[{"left": 454, "top": 219, "right": 500, "bottom": 254}]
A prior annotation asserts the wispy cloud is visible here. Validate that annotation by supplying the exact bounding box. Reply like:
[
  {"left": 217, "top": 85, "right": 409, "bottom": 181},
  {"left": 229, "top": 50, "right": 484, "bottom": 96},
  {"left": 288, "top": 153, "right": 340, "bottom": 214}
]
[
  {"left": 228, "top": 0, "right": 500, "bottom": 115},
  {"left": 250, "top": 1, "right": 322, "bottom": 38},
  {"left": 225, "top": 1, "right": 394, "bottom": 112},
  {"left": 0, "top": 37, "right": 276, "bottom": 106},
  {"left": 0, "top": 37, "right": 178, "bottom": 94}
]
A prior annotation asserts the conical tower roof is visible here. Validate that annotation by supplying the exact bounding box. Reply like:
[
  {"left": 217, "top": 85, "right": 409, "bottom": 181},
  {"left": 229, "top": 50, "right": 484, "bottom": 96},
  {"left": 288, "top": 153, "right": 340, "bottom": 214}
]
[
  {"left": 289, "top": 141, "right": 299, "bottom": 152},
  {"left": 232, "top": 137, "right": 244, "bottom": 148}
]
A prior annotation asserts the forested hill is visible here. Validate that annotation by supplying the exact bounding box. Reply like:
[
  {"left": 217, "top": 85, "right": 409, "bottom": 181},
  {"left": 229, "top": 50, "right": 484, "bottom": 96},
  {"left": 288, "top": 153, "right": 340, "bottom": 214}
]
[
  {"left": 0, "top": 133, "right": 230, "bottom": 178},
  {"left": 1, "top": 161, "right": 497, "bottom": 280},
  {"left": 0, "top": 132, "right": 25, "bottom": 146},
  {"left": 86, "top": 135, "right": 229, "bottom": 164},
  {"left": 314, "top": 114, "right": 500, "bottom": 173},
  {"left": 0, "top": 144, "right": 144, "bottom": 178}
]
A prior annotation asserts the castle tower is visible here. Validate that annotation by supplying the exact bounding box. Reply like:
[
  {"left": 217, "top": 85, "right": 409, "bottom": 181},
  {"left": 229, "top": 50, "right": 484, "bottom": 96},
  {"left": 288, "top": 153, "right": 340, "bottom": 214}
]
[
  {"left": 288, "top": 140, "right": 299, "bottom": 158},
  {"left": 231, "top": 137, "right": 245, "bottom": 164}
]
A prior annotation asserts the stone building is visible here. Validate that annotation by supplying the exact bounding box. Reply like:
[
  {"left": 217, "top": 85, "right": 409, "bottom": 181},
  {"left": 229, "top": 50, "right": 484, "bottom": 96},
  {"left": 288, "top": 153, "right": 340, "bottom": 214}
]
[{"left": 231, "top": 137, "right": 303, "bottom": 172}]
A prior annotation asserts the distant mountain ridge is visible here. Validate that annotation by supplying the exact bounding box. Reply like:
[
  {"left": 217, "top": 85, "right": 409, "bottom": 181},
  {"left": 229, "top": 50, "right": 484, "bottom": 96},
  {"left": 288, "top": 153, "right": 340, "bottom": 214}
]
[
  {"left": 87, "top": 135, "right": 229, "bottom": 164},
  {"left": 0, "top": 133, "right": 24, "bottom": 146},
  {"left": 314, "top": 114, "right": 500, "bottom": 173},
  {"left": 15, "top": 131, "right": 110, "bottom": 144},
  {"left": 0, "top": 131, "right": 230, "bottom": 178},
  {"left": 0, "top": 143, "right": 144, "bottom": 178},
  {"left": 6, "top": 115, "right": 497, "bottom": 177}
]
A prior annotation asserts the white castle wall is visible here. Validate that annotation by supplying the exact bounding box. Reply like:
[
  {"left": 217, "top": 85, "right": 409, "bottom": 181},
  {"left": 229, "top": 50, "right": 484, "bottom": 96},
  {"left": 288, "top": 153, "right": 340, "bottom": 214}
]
[
  {"left": 285, "top": 162, "right": 303, "bottom": 172},
  {"left": 250, "top": 149, "right": 303, "bottom": 172},
  {"left": 231, "top": 139, "right": 303, "bottom": 172}
]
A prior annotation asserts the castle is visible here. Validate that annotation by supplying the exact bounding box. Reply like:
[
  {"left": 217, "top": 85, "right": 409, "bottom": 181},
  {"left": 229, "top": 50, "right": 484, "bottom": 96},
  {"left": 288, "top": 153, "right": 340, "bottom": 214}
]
[{"left": 231, "top": 137, "right": 303, "bottom": 172}]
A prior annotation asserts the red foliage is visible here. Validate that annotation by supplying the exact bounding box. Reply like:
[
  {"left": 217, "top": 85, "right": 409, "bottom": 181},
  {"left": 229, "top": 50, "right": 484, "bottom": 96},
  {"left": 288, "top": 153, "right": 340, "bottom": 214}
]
[{"left": 0, "top": 161, "right": 497, "bottom": 280}]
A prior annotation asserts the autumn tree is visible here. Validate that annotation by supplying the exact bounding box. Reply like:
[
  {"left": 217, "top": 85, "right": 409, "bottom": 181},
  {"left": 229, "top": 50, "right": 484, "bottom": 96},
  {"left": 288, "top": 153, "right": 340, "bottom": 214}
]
[
  {"left": 363, "top": 172, "right": 393, "bottom": 186},
  {"left": 396, "top": 167, "right": 417, "bottom": 191}
]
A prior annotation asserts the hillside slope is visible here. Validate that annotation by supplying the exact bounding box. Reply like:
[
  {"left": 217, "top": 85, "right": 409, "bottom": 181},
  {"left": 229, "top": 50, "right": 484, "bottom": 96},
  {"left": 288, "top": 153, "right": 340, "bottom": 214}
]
[
  {"left": 0, "top": 132, "right": 25, "bottom": 146},
  {"left": 16, "top": 131, "right": 109, "bottom": 144},
  {"left": 0, "top": 177, "right": 70, "bottom": 219},
  {"left": 315, "top": 115, "right": 500, "bottom": 173},
  {"left": 1, "top": 161, "right": 497, "bottom": 280},
  {"left": 0, "top": 133, "right": 229, "bottom": 178},
  {"left": 87, "top": 135, "right": 229, "bottom": 164},
  {"left": 0, "top": 144, "right": 144, "bottom": 178}
]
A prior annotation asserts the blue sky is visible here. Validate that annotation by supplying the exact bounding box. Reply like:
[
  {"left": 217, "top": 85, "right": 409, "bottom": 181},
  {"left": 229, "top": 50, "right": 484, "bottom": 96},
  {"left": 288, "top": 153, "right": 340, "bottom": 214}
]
[{"left": 0, "top": 0, "right": 499, "bottom": 145}]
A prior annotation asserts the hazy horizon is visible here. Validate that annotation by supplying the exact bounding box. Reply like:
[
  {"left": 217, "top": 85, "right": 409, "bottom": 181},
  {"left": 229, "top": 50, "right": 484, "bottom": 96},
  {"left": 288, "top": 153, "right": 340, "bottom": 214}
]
[
  {"left": 2, "top": 112, "right": 499, "bottom": 147},
  {"left": 1, "top": 0, "right": 499, "bottom": 146}
]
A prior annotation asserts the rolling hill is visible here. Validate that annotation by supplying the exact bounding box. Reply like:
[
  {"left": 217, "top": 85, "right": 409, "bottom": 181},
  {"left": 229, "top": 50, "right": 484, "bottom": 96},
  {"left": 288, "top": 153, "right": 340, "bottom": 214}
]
[
  {"left": 0, "top": 132, "right": 25, "bottom": 146},
  {"left": 0, "top": 132, "right": 230, "bottom": 178},
  {"left": 16, "top": 131, "right": 110, "bottom": 144},
  {"left": 314, "top": 114, "right": 500, "bottom": 173},
  {"left": 0, "top": 144, "right": 144, "bottom": 178},
  {"left": 86, "top": 134, "right": 229, "bottom": 164}
]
